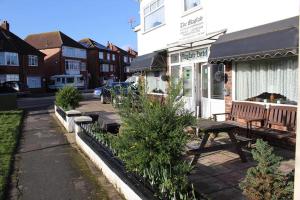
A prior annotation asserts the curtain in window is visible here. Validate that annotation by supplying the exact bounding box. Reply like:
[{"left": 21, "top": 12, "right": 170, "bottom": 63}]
[
  {"left": 146, "top": 71, "right": 167, "bottom": 93},
  {"left": 236, "top": 57, "right": 298, "bottom": 102},
  {"left": 184, "top": 0, "right": 200, "bottom": 11}
]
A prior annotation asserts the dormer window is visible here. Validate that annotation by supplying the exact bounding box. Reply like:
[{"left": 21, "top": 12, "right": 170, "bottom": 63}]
[
  {"left": 184, "top": 0, "right": 201, "bottom": 11},
  {"left": 28, "top": 55, "right": 38, "bottom": 66}
]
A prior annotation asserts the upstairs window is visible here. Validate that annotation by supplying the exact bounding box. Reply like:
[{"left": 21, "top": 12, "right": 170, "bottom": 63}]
[
  {"left": 80, "top": 62, "right": 86, "bottom": 71},
  {"left": 62, "top": 46, "right": 86, "bottom": 59},
  {"left": 101, "top": 64, "right": 110, "bottom": 72},
  {"left": 112, "top": 54, "right": 116, "bottom": 61},
  {"left": 184, "top": 0, "right": 201, "bottom": 11},
  {"left": 0, "top": 52, "right": 19, "bottom": 66},
  {"left": 99, "top": 52, "right": 104, "bottom": 60},
  {"left": 28, "top": 55, "right": 38, "bottom": 66},
  {"left": 144, "top": 0, "right": 165, "bottom": 32},
  {"left": 124, "top": 56, "right": 128, "bottom": 63},
  {"left": 107, "top": 53, "right": 110, "bottom": 61}
]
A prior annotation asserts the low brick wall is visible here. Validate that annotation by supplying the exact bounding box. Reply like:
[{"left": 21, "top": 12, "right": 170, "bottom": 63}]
[{"left": 0, "top": 93, "right": 17, "bottom": 111}]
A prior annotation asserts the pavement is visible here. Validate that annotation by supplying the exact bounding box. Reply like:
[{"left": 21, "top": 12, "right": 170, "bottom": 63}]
[{"left": 8, "top": 94, "right": 123, "bottom": 200}]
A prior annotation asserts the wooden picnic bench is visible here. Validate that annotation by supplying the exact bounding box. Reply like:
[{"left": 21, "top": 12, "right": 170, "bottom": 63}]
[
  {"left": 188, "top": 118, "right": 250, "bottom": 165},
  {"left": 249, "top": 105, "right": 297, "bottom": 147}
]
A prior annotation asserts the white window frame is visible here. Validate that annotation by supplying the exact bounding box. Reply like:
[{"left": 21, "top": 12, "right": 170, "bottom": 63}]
[
  {"left": 143, "top": 0, "right": 165, "bottom": 32},
  {"left": 6, "top": 74, "right": 19, "bottom": 81},
  {"left": 183, "top": 0, "right": 202, "bottom": 14},
  {"left": 62, "top": 46, "right": 87, "bottom": 59},
  {"left": 99, "top": 52, "right": 104, "bottom": 60},
  {"left": 124, "top": 56, "right": 128, "bottom": 63},
  {"left": 0, "top": 52, "right": 19, "bottom": 66},
  {"left": 27, "top": 76, "right": 41, "bottom": 89},
  {"left": 112, "top": 54, "right": 116, "bottom": 61},
  {"left": 101, "top": 64, "right": 110, "bottom": 72},
  {"left": 65, "top": 59, "right": 80, "bottom": 74},
  {"left": 28, "top": 55, "right": 38, "bottom": 66},
  {"left": 107, "top": 53, "right": 110, "bottom": 61}
]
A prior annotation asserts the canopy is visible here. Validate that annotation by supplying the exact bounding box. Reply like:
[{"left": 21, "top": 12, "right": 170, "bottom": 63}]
[{"left": 129, "top": 51, "right": 167, "bottom": 72}]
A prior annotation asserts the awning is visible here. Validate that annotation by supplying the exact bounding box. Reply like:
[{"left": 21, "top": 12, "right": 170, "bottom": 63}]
[
  {"left": 129, "top": 51, "right": 167, "bottom": 72},
  {"left": 209, "top": 17, "right": 299, "bottom": 63}
]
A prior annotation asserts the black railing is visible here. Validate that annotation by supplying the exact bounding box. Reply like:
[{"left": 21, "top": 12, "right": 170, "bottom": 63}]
[
  {"left": 77, "top": 122, "right": 158, "bottom": 200},
  {"left": 56, "top": 106, "right": 66, "bottom": 121}
]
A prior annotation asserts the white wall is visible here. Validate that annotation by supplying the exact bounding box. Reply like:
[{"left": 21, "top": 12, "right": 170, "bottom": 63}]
[{"left": 136, "top": 0, "right": 299, "bottom": 55}]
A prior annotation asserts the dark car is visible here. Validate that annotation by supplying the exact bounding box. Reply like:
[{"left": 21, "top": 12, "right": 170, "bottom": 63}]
[
  {"left": 0, "top": 81, "right": 30, "bottom": 96},
  {"left": 94, "top": 82, "right": 134, "bottom": 104}
]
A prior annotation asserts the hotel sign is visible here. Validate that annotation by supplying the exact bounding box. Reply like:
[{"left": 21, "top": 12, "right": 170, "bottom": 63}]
[
  {"left": 180, "top": 48, "right": 208, "bottom": 62},
  {"left": 180, "top": 15, "right": 206, "bottom": 39}
]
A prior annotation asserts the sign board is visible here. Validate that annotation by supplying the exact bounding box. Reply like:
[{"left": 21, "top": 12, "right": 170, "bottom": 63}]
[
  {"left": 180, "top": 15, "right": 206, "bottom": 40},
  {"left": 180, "top": 48, "right": 208, "bottom": 62}
]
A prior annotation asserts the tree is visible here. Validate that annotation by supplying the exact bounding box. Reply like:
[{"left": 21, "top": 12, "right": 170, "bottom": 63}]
[{"left": 239, "top": 139, "right": 294, "bottom": 200}]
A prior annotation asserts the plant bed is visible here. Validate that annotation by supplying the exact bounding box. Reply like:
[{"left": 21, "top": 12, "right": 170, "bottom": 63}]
[
  {"left": 0, "top": 110, "right": 23, "bottom": 200},
  {"left": 77, "top": 123, "right": 158, "bottom": 200}
]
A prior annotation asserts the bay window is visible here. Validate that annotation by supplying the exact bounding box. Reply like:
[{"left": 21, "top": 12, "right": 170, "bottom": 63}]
[
  {"left": 184, "top": 0, "right": 201, "bottom": 11},
  {"left": 28, "top": 55, "right": 38, "bottom": 66},
  {"left": 0, "top": 52, "right": 19, "bottom": 66},
  {"left": 65, "top": 60, "right": 80, "bottom": 74},
  {"left": 144, "top": 0, "right": 165, "bottom": 31},
  {"left": 235, "top": 57, "right": 298, "bottom": 104}
]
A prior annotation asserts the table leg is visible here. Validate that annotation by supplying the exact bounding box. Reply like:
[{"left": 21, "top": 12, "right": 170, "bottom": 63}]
[
  {"left": 190, "top": 132, "right": 210, "bottom": 166},
  {"left": 227, "top": 130, "right": 247, "bottom": 162}
]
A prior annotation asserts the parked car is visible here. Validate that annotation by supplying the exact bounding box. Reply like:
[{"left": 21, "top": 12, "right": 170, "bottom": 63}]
[
  {"left": 94, "top": 82, "right": 134, "bottom": 104},
  {"left": 0, "top": 81, "right": 30, "bottom": 96}
]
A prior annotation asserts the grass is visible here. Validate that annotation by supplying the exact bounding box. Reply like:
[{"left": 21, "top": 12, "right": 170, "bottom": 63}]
[{"left": 0, "top": 110, "right": 23, "bottom": 200}]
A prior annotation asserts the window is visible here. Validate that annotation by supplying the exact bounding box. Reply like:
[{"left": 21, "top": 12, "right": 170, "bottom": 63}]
[
  {"left": 65, "top": 60, "right": 80, "bottom": 74},
  {"left": 144, "top": 0, "right": 165, "bottom": 31},
  {"left": 80, "top": 62, "right": 86, "bottom": 71},
  {"left": 27, "top": 76, "right": 41, "bottom": 88},
  {"left": 125, "top": 66, "right": 130, "bottom": 73},
  {"left": 124, "top": 56, "right": 128, "bottom": 63},
  {"left": 235, "top": 58, "right": 298, "bottom": 104},
  {"left": 112, "top": 54, "right": 116, "bottom": 61},
  {"left": 202, "top": 65, "right": 208, "bottom": 98},
  {"left": 146, "top": 71, "right": 167, "bottom": 94},
  {"left": 62, "top": 46, "right": 86, "bottom": 59},
  {"left": 171, "top": 65, "right": 180, "bottom": 85},
  {"left": 110, "top": 65, "right": 114, "bottom": 72},
  {"left": 99, "top": 52, "right": 104, "bottom": 60},
  {"left": 101, "top": 64, "right": 110, "bottom": 72},
  {"left": 107, "top": 53, "right": 110, "bottom": 61},
  {"left": 66, "top": 77, "right": 74, "bottom": 84},
  {"left": 211, "top": 64, "right": 224, "bottom": 100},
  {"left": 184, "top": 0, "right": 201, "bottom": 11},
  {"left": 170, "top": 53, "right": 179, "bottom": 64},
  {"left": 0, "top": 52, "right": 19, "bottom": 66},
  {"left": 6, "top": 74, "right": 19, "bottom": 82},
  {"left": 28, "top": 55, "right": 38, "bottom": 66},
  {"left": 183, "top": 66, "right": 192, "bottom": 97}
]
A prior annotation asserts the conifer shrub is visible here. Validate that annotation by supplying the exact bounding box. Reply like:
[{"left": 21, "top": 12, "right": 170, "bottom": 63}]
[
  {"left": 55, "top": 86, "right": 83, "bottom": 110},
  {"left": 114, "top": 81, "right": 198, "bottom": 199},
  {"left": 239, "top": 139, "right": 294, "bottom": 200}
]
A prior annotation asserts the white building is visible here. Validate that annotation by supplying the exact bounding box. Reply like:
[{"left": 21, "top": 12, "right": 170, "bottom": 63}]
[{"left": 131, "top": 0, "right": 299, "bottom": 117}]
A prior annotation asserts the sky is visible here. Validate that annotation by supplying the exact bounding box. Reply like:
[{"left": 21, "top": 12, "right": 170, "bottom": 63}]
[{"left": 0, "top": 0, "right": 140, "bottom": 50}]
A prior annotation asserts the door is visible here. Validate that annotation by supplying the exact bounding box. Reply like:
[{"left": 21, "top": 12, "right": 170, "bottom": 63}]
[
  {"left": 182, "top": 65, "right": 194, "bottom": 113},
  {"left": 201, "top": 64, "right": 225, "bottom": 120}
]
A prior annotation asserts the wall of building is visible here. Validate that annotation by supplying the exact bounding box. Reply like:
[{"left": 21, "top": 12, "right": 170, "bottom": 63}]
[
  {"left": 41, "top": 48, "right": 62, "bottom": 78},
  {"left": 136, "top": 0, "right": 299, "bottom": 55}
]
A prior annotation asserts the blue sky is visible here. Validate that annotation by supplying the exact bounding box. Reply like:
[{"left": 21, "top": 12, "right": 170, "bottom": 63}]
[{"left": 0, "top": 0, "right": 140, "bottom": 50}]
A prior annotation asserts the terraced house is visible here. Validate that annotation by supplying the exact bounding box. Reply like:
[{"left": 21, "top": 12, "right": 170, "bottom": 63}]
[
  {"left": 0, "top": 21, "right": 45, "bottom": 92},
  {"left": 25, "top": 31, "right": 88, "bottom": 90}
]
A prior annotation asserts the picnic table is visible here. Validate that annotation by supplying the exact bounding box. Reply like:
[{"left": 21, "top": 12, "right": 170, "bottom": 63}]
[{"left": 188, "top": 118, "right": 250, "bottom": 165}]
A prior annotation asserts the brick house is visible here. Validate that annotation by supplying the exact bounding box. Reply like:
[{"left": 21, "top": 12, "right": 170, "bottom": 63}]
[
  {"left": 107, "top": 42, "right": 138, "bottom": 81},
  {"left": 25, "top": 31, "right": 88, "bottom": 90},
  {"left": 0, "top": 21, "right": 46, "bottom": 92},
  {"left": 79, "top": 39, "right": 138, "bottom": 88}
]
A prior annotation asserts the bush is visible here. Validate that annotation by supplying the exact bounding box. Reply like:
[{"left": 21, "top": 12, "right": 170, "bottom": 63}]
[
  {"left": 239, "top": 139, "right": 294, "bottom": 200},
  {"left": 55, "top": 86, "right": 83, "bottom": 110},
  {"left": 114, "top": 81, "right": 197, "bottom": 199}
]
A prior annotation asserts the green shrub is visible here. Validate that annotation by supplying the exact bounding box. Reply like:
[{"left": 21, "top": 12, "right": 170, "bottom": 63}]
[
  {"left": 114, "top": 81, "right": 197, "bottom": 199},
  {"left": 239, "top": 139, "right": 294, "bottom": 200},
  {"left": 55, "top": 86, "right": 83, "bottom": 110}
]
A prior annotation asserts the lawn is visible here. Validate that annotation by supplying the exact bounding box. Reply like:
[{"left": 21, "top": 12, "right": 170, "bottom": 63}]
[{"left": 0, "top": 110, "right": 23, "bottom": 200}]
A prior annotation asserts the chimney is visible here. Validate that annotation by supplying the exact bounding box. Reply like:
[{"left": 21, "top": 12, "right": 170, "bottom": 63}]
[{"left": 0, "top": 21, "right": 10, "bottom": 31}]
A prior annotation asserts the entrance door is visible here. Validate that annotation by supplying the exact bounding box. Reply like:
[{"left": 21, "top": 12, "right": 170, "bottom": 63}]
[{"left": 201, "top": 64, "right": 225, "bottom": 120}]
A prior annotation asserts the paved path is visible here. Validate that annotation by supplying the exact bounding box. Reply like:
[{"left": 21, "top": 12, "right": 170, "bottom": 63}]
[{"left": 9, "top": 96, "right": 123, "bottom": 200}]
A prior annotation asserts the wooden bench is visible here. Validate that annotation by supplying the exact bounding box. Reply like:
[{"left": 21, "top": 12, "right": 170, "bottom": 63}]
[
  {"left": 212, "top": 101, "right": 267, "bottom": 134},
  {"left": 249, "top": 105, "right": 297, "bottom": 148}
]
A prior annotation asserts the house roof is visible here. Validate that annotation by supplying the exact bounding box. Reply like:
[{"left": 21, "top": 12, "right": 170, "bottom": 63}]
[
  {"left": 209, "top": 16, "right": 299, "bottom": 63},
  {"left": 0, "top": 27, "right": 45, "bottom": 56},
  {"left": 25, "top": 31, "right": 86, "bottom": 50},
  {"left": 79, "top": 38, "right": 110, "bottom": 50}
]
